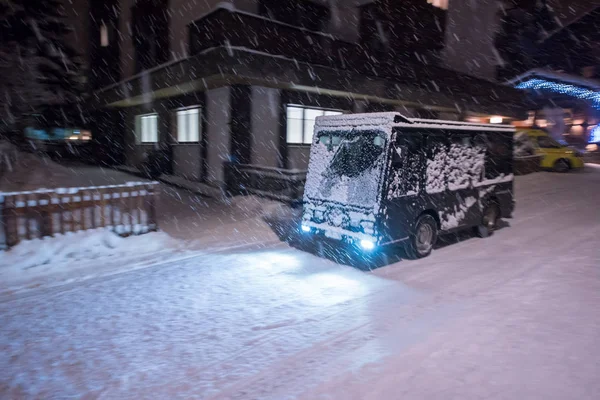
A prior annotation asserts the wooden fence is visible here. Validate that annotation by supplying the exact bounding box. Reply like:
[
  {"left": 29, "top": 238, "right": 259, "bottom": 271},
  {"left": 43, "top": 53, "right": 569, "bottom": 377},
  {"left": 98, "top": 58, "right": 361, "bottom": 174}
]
[{"left": 0, "top": 182, "right": 159, "bottom": 249}]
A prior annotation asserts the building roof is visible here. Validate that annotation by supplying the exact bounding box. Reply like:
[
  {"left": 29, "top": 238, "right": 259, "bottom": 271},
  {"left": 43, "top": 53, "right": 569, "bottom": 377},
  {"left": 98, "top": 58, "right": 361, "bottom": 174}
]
[{"left": 507, "top": 69, "right": 600, "bottom": 90}]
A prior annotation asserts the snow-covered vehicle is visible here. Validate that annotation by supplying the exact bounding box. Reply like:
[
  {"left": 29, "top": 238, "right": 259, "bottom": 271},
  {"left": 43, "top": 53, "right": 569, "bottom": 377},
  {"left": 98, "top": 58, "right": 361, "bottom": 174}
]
[{"left": 301, "top": 112, "right": 515, "bottom": 258}]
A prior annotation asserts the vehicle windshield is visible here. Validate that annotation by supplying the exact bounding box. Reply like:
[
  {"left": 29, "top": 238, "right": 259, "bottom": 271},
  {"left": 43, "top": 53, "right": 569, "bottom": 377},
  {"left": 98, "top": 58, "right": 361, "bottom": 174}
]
[{"left": 304, "top": 130, "right": 387, "bottom": 209}]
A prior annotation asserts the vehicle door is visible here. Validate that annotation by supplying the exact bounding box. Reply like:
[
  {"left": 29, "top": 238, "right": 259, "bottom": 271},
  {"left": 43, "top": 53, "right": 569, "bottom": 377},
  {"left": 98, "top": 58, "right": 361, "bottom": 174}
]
[
  {"left": 445, "top": 132, "right": 484, "bottom": 228},
  {"left": 383, "top": 129, "right": 424, "bottom": 241},
  {"left": 534, "top": 134, "right": 565, "bottom": 166}
]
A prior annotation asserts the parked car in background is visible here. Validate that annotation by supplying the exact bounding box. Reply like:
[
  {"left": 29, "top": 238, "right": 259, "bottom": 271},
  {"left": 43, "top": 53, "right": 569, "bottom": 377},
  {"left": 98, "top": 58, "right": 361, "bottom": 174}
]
[{"left": 518, "top": 128, "right": 584, "bottom": 172}]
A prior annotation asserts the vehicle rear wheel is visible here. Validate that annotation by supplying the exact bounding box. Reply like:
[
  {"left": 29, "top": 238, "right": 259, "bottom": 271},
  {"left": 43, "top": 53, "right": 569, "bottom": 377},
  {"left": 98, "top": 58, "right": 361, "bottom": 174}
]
[
  {"left": 405, "top": 214, "right": 438, "bottom": 259},
  {"left": 476, "top": 203, "right": 500, "bottom": 238},
  {"left": 553, "top": 158, "right": 570, "bottom": 173}
]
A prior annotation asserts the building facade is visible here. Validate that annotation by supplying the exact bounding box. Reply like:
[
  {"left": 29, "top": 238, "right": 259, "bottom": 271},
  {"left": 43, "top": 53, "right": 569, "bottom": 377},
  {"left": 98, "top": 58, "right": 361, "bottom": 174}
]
[
  {"left": 509, "top": 6, "right": 600, "bottom": 146},
  {"left": 87, "top": 0, "right": 528, "bottom": 197}
]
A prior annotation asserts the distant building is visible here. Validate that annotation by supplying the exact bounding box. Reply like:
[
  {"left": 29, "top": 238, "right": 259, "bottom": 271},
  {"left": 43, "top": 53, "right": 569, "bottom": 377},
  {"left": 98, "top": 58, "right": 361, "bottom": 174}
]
[
  {"left": 84, "top": 0, "right": 527, "bottom": 197},
  {"left": 509, "top": 6, "right": 600, "bottom": 146}
]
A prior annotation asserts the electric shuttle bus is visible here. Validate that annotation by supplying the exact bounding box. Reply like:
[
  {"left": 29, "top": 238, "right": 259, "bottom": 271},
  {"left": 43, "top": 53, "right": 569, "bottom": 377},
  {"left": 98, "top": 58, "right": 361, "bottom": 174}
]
[{"left": 300, "top": 112, "right": 515, "bottom": 258}]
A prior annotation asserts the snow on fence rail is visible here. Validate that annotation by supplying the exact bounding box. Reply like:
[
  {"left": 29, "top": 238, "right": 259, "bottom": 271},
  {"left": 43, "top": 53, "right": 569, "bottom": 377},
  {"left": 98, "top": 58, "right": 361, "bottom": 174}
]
[{"left": 0, "top": 182, "right": 159, "bottom": 249}]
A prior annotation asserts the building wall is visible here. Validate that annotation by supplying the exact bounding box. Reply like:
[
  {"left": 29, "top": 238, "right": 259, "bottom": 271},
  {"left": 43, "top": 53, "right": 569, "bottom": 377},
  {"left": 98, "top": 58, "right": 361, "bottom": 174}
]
[
  {"left": 287, "top": 146, "right": 311, "bottom": 170},
  {"left": 250, "top": 86, "right": 281, "bottom": 167},
  {"left": 205, "top": 87, "right": 231, "bottom": 185},
  {"left": 116, "top": 0, "right": 365, "bottom": 80},
  {"left": 169, "top": 0, "right": 258, "bottom": 61},
  {"left": 173, "top": 145, "right": 202, "bottom": 180},
  {"left": 442, "top": 0, "right": 500, "bottom": 80},
  {"left": 61, "top": 0, "right": 89, "bottom": 71},
  {"left": 118, "top": 0, "right": 136, "bottom": 80},
  {"left": 326, "top": 3, "right": 361, "bottom": 42}
]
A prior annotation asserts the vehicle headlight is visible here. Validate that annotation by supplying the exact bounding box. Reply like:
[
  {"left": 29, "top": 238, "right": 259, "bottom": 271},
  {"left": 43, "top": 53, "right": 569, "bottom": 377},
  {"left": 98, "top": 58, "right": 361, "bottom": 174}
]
[{"left": 359, "top": 239, "right": 376, "bottom": 251}]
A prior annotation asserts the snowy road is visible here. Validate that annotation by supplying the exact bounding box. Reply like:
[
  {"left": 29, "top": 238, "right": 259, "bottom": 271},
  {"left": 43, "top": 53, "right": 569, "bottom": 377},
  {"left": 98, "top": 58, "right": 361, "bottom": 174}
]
[{"left": 2, "top": 168, "right": 600, "bottom": 399}]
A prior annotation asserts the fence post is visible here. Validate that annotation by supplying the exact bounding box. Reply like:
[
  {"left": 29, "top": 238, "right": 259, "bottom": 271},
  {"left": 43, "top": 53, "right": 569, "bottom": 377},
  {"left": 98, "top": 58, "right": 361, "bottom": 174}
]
[
  {"left": 40, "top": 193, "right": 53, "bottom": 237},
  {"left": 0, "top": 196, "right": 3, "bottom": 250},
  {"left": 136, "top": 185, "right": 143, "bottom": 231},
  {"left": 147, "top": 183, "right": 158, "bottom": 231},
  {"left": 4, "top": 195, "right": 18, "bottom": 247},
  {"left": 72, "top": 189, "right": 81, "bottom": 232}
]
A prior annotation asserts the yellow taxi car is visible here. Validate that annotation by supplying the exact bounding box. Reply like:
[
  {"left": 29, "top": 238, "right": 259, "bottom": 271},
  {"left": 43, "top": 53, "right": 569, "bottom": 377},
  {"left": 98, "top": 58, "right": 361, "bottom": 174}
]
[{"left": 518, "top": 128, "right": 584, "bottom": 172}]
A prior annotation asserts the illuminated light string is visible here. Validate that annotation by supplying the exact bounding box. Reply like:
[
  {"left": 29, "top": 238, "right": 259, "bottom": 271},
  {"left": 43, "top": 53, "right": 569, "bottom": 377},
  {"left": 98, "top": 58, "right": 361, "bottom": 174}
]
[{"left": 515, "top": 79, "right": 600, "bottom": 110}]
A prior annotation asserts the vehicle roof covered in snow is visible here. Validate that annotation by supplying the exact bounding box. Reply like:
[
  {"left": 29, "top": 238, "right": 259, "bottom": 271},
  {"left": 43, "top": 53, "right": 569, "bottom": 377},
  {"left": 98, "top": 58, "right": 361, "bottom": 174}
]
[{"left": 315, "top": 112, "right": 515, "bottom": 133}]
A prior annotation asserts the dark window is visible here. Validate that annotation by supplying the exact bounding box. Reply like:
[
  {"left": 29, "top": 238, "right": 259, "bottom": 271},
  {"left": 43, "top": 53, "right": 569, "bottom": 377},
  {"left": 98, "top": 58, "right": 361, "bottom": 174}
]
[
  {"left": 536, "top": 135, "right": 562, "bottom": 149},
  {"left": 425, "top": 132, "right": 448, "bottom": 194},
  {"left": 132, "top": 0, "right": 170, "bottom": 73},
  {"left": 447, "top": 134, "right": 485, "bottom": 188},
  {"left": 89, "top": 0, "right": 121, "bottom": 89},
  {"left": 259, "top": 0, "right": 330, "bottom": 32},
  {"left": 388, "top": 131, "right": 423, "bottom": 198}
]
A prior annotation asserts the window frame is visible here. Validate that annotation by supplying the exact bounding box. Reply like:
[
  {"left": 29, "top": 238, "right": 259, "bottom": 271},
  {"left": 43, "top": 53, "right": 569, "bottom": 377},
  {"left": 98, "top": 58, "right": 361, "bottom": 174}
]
[
  {"left": 285, "top": 105, "right": 344, "bottom": 145},
  {"left": 174, "top": 106, "right": 202, "bottom": 144},
  {"left": 135, "top": 113, "right": 158, "bottom": 144}
]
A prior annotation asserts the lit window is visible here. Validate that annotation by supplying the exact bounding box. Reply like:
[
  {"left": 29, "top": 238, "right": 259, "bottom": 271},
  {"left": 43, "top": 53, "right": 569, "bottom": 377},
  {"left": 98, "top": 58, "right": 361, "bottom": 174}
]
[
  {"left": 286, "top": 106, "right": 343, "bottom": 144},
  {"left": 176, "top": 107, "right": 201, "bottom": 143},
  {"left": 427, "top": 0, "right": 448, "bottom": 10},
  {"left": 100, "top": 24, "right": 109, "bottom": 47},
  {"left": 135, "top": 114, "right": 158, "bottom": 143}
]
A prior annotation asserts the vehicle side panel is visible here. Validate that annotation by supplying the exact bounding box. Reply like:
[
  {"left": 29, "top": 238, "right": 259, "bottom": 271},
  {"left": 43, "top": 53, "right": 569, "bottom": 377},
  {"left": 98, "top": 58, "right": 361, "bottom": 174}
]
[{"left": 380, "top": 127, "right": 514, "bottom": 240}]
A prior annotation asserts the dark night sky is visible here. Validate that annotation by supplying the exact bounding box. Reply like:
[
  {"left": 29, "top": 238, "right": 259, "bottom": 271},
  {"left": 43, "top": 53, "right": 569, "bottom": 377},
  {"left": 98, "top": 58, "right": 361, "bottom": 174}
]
[{"left": 548, "top": 0, "right": 599, "bottom": 24}]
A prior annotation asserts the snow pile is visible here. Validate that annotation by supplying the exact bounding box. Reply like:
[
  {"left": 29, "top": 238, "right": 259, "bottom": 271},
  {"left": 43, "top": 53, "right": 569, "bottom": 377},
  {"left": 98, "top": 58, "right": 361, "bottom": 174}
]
[
  {"left": 0, "top": 145, "right": 73, "bottom": 191},
  {"left": 0, "top": 229, "right": 179, "bottom": 271},
  {"left": 315, "top": 112, "right": 402, "bottom": 130},
  {"left": 0, "top": 229, "right": 185, "bottom": 294}
]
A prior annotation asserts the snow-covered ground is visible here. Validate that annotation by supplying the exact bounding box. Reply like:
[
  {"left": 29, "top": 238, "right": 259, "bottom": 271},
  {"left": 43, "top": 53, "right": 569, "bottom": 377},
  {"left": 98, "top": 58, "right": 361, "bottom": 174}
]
[
  {"left": 0, "top": 230, "right": 191, "bottom": 296},
  {"left": 0, "top": 193, "right": 293, "bottom": 295},
  {"left": 1, "top": 167, "right": 600, "bottom": 399}
]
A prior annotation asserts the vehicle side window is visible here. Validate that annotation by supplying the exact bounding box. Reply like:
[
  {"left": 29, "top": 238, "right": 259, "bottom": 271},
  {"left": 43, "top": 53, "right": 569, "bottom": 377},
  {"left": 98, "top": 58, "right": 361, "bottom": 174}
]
[
  {"left": 537, "top": 136, "right": 562, "bottom": 149},
  {"left": 447, "top": 134, "right": 485, "bottom": 189},
  {"left": 425, "top": 133, "right": 448, "bottom": 194},
  {"left": 387, "top": 131, "right": 422, "bottom": 198}
]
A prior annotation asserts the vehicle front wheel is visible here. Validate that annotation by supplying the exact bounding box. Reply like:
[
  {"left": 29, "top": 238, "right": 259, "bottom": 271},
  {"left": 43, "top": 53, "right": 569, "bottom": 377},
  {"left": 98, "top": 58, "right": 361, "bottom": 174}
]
[
  {"left": 553, "top": 158, "right": 570, "bottom": 173},
  {"left": 476, "top": 203, "right": 500, "bottom": 238},
  {"left": 405, "top": 214, "right": 438, "bottom": 259}
]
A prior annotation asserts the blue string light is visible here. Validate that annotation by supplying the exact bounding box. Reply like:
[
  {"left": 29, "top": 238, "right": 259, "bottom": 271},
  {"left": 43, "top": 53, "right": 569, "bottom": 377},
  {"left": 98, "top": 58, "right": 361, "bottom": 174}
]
[{"left": 515, "top": 78, "right": 600, "bottom": 110}]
